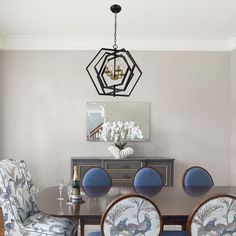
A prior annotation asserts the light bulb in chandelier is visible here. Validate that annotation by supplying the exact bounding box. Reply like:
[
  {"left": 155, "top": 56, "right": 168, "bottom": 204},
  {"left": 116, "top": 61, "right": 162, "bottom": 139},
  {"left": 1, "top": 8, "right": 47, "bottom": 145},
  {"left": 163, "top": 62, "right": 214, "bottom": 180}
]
[
  {"left": 104, "top": 62, "right": 112, "bottom": 77},
  {"left": 104, "top": 59, "right": 124, "bottom": 81},
  {"left": 116, "top": 58, "right": 124, "bottom": 78}
]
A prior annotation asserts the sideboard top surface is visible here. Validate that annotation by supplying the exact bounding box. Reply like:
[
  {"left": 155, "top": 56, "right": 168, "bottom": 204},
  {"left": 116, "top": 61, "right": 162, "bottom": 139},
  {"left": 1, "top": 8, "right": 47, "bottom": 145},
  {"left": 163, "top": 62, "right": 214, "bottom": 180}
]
[{"left": 71, "top": 157, "right": 175, "bottom": 161}]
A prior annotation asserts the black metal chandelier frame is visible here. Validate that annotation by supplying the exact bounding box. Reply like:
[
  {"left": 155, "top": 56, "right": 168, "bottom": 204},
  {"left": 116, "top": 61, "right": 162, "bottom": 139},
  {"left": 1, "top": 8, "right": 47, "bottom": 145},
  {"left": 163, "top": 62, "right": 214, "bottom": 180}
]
[{"left": 86, "top": 4, "right": 142, "bottom": 97}]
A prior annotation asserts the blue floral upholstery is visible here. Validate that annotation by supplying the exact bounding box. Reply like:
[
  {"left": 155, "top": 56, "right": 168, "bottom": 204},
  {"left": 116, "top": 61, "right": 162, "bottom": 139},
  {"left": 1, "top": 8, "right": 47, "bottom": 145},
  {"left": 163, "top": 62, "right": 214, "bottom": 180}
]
[
  {"left": 23, "top": 212, "right": 76, "bottom": 235},
  {"left": 183, "top": 166, "right": 213, "bottom": 187},
  {"left": 0, "top": 159, "right": 77, "bottom": 235},
  {"left": 189, "top": 195, "right": 236, "bottom": 236},
  {"left": 102, "top": 194, "right": 162, "bottom": 236},
  {"left": 133, "top": 167, "right": 164, "bottom": 187},
  {"left": 82, "top": 167, "right": 112, "bottom": 187}
]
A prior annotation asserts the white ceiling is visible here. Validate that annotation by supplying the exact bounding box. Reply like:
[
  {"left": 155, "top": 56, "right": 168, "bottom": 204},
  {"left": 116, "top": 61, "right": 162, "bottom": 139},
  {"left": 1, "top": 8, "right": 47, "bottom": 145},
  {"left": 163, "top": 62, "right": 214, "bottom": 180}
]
[{"left": 0, "top": 0, "right": 236, "bottom": 50}]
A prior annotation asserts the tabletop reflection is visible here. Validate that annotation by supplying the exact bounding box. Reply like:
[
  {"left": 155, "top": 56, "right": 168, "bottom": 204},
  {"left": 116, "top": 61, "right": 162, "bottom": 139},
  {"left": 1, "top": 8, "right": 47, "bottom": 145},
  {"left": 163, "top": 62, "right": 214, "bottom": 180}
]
[
  {"left": 82, "top": 186, "right": 111, "bottom": 197},
  {"left": 183, "top": 186, "right": 212, "bottom": 197},
  {"left": 133, "top": 186, "right": 163, "bottom": 197}
]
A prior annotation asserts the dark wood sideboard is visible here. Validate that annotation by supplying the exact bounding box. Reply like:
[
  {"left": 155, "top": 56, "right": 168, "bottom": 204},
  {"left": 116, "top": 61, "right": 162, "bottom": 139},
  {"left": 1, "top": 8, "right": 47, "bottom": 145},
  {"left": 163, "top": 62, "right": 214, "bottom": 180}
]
[{"left": 71, "top": 157, "right": 174, "bottom": 186}]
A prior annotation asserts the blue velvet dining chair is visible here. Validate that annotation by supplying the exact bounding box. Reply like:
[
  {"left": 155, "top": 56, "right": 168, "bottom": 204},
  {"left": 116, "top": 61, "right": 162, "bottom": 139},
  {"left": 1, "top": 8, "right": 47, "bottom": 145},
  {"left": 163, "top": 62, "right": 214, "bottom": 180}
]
[
  {"left": 133, "top": 167, "right": 164, "bottom": 187},
  {"left": 81, "top": 167, "right": 112, "bottom": 235},
  {"left": 87, "top": 193, "right": 163, "bottom": 236},
  {"left": 82, "top": 167, "right": 112, "bottom": 187},
  {"left": 183, "top": 166, "right": 214, "bottom": 187},
  {"left": 0, "top": 159, "right": 77, "bottom": 236}
]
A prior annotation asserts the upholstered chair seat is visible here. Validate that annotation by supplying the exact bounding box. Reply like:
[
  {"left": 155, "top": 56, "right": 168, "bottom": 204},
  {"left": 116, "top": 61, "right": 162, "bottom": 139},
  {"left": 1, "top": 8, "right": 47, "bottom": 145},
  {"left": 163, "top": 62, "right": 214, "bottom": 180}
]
[
  {"left": 0, "top": 159, "right": 77, "bottom": 236},
  {"left": 23, "top": 212, "right": 76, "bottom": 235}
]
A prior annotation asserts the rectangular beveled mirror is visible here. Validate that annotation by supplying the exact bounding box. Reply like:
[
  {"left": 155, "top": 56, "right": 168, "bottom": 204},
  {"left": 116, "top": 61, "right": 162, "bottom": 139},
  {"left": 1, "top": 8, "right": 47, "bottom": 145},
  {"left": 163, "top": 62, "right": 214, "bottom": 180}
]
[{"left": 87, "top": 102, "right": 149, "bottom": 142}]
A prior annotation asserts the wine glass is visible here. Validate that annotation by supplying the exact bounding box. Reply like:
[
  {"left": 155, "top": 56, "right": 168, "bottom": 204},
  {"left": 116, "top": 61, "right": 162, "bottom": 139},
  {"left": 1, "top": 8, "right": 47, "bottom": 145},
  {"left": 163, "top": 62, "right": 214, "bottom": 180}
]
[
  {"left": 57, "top": 177, "right": 64, "bottom": 200},
  {"left": 66, "top": 180, "right": 73, "bottom": 205}
]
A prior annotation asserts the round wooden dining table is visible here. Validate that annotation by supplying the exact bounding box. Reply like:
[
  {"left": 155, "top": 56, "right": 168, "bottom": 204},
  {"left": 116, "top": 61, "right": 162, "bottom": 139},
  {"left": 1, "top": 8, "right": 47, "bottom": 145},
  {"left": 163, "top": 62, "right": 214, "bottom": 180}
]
[{"left": 37, "top": 185, "right": 236, "bottom": 236}]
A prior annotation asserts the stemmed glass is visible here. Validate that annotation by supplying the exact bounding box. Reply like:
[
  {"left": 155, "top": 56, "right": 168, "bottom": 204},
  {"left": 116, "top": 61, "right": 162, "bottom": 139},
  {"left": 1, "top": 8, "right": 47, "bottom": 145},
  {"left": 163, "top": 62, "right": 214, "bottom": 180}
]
[
  {"left": 57, "top": 177, "right": 64, "bottom": 200},
  {"left": 66, "top": 180, "right": 73, "bottom": 205}
]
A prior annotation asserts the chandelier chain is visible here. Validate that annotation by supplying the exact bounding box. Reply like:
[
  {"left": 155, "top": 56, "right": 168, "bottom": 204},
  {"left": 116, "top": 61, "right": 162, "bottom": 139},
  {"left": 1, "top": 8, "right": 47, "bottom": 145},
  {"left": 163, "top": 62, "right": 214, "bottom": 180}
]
[{"left": 113, "top": 13, "right": 118, "bottom": 49}]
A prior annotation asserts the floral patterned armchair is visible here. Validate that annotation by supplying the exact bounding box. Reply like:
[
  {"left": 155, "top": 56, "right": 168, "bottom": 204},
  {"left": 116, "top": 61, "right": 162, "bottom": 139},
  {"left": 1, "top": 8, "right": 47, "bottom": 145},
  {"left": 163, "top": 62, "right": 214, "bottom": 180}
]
[
  {"left": 188, "top": 194, "right": 236, "bottom": 236},
  {"left": 0, "top": 159, "right": 77, "bottom": 235}
]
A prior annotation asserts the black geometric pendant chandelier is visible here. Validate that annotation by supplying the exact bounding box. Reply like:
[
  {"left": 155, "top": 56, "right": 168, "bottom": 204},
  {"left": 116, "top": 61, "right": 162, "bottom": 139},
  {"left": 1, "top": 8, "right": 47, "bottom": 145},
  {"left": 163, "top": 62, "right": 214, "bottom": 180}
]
[{"left": 86, "top": 4, "right": 142, "bottom": 97}]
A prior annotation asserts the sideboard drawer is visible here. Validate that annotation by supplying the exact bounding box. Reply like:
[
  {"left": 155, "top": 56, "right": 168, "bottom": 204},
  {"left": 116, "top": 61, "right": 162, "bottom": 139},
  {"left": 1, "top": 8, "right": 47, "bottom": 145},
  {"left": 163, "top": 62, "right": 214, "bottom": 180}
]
[
  {"left": 105, "top": 161, "right": 143, "bottom": 170},
  {"left": 108, "top": 171, "right": 136, "bottom": 185},
  {"left": 109, "top": 172, "right": 135, "bottom": 180}
]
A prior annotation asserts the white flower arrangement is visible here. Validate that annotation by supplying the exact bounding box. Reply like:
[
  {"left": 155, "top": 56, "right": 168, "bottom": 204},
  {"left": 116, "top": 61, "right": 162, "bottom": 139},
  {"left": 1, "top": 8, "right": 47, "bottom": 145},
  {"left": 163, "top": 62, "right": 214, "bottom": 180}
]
[{"left": 100, "top": 121, "right": 143, "bottom": 149}]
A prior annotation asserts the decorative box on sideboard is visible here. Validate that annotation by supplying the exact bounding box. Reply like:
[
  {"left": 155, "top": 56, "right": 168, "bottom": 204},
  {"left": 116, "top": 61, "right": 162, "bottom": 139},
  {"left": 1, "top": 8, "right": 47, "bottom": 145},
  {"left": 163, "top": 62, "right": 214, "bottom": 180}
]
[{"left": 71, "top": 157, "right": 174, "bottom": 186}]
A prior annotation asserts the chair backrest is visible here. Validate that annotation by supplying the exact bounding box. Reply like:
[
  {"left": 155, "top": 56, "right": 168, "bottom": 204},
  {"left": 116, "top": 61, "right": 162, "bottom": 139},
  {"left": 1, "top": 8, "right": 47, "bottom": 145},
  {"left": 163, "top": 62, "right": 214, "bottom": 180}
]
[
  {"left": 82, "top": 167, "right": 112, "bottom": 187},
  {"left": 0, "top": 159, "right": 38, "bottom": 232},
  {"left": 133, "top": 167, "right": 164, "bottom": 187},
  {"left": 101, "top": 193, "right": 162, "bottom": 236},
  {"left": 183, "top": 166, "right": 214, "bottom": 187},
  {"left": 187, "top": 194, "right": 236, "bottom": 236}
]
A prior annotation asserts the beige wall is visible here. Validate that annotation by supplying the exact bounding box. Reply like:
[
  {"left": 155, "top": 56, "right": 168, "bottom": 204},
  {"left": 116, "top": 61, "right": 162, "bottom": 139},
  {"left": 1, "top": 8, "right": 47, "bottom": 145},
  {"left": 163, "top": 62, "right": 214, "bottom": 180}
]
[
  {"left": 231, "top": 49, "right": 236, "bottom": 185},
  {"left": 0, "top": 51, "right": 231, "bottom": 188}
]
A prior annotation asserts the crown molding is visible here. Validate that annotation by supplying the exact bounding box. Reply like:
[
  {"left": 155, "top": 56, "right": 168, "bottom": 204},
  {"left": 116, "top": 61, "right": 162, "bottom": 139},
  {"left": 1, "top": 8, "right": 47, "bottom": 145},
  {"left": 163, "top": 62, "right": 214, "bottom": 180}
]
[{"left": 0, "top": 35, "right": 234, "bottom": 51}]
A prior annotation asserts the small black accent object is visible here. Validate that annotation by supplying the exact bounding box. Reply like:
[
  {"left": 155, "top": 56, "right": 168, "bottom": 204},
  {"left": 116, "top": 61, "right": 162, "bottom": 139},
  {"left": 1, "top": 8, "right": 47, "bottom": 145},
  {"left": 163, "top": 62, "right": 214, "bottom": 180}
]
[{"left": 86, "top": 4, "right": 142, "bottom": 97}]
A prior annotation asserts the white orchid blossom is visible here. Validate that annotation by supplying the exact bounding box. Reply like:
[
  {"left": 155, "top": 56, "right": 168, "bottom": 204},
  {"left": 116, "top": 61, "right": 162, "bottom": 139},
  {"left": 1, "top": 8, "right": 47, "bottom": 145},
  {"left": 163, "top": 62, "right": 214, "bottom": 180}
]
[{"left": 100, "top": 121, "right": 143, "bottom": 149}]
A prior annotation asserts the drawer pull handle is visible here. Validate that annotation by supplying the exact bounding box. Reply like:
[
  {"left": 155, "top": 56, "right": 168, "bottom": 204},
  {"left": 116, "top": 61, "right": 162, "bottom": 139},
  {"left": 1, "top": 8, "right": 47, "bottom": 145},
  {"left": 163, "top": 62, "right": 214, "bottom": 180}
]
[
  {"left": 123, "top": 175, "right": 130, "bottom": 179},
  {"left": 122, "top": 175, "right": 130, "bottom": 179}
]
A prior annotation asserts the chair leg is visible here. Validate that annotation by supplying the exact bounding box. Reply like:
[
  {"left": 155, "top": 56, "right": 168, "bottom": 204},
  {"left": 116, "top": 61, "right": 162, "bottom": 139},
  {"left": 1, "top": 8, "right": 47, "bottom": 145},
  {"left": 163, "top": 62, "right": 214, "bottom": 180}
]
[
  {"left": 80, "top": 223, "right": 85, "bottom": 236},
  {"left": 79, "top": 218, "right": 100, "bottom": 236},
  {"left": 73, "top": 218, "right": 79, "bottom": 236}
]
